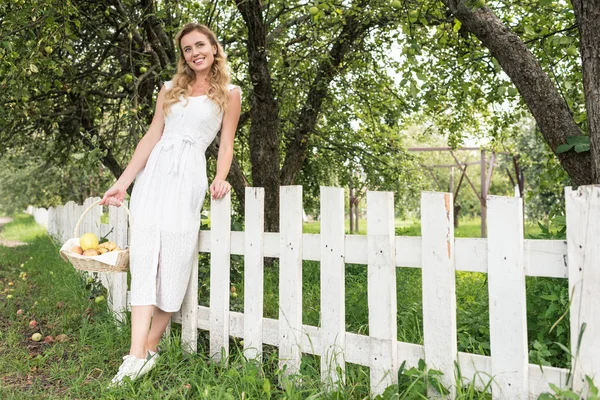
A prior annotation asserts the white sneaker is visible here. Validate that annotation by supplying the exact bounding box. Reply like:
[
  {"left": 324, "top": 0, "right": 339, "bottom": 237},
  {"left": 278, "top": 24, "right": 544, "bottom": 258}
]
[
  {"left": 138, "top": 350, "right": 159, "bottom": 377},
  {"left": 108, "top": 354, "right": 153, "bottom": 387}
]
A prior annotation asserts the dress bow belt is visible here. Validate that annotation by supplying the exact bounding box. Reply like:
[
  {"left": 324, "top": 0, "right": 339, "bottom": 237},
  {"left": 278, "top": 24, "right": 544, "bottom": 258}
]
[{"left": 160, "top": 134, "right": 198, "bottom": 175}]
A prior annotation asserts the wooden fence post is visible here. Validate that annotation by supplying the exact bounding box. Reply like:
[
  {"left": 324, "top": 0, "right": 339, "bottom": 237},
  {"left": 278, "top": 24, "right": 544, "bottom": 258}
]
[
  {"left": 279, "top": 186, "right": 303, "bottom": 377},
  {"left": 367, "top": 191, "right": 397, "bottom": 395},
  {"left": 106, "top": 201, "right": 129, "bottom": 322},
  {"left": 320, "top": 186, "right": 346, "bottom": 389},
  {"left": 47, "top": 207, "right": 56, "bottom": 237},
  {"left": 487, "top": 195, "right": 528, "bottom": 399},
  {"left": 565, "top": 185, "right": 600, "bottom": 394},
  {"left": 209, "top": 191, "right": 232, "bottom": 360},
  {"left": 243, "top": 187, "right": 265, "bottom": 361},
  {"left": 421, "top": 192, "right": 457, "bottom": 398}
]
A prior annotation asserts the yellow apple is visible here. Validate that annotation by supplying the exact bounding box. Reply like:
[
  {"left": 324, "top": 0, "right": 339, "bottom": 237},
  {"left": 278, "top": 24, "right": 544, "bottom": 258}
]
[{"left": 80, "top": 233, "right": 98, "bottom": 251}]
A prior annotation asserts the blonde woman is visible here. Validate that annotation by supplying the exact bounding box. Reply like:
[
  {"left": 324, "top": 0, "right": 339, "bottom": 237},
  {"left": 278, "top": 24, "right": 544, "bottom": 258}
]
[{"left": 100, "top": 23, "right": 241, "bottom": 385}]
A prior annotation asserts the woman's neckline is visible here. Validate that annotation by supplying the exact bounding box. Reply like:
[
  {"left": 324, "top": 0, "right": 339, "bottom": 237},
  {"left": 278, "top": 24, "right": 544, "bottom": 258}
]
[{"left": 188, "top": 94, "right": 208, "bottom": 98}]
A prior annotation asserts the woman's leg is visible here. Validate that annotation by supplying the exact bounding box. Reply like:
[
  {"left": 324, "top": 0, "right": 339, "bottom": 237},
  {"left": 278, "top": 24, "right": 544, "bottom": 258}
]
[
  {"left": 146, "top": 306, "right": 172, "bottom": 352},
  {"left": 130, "top": 305, "right": 154, "bottom": 358}
]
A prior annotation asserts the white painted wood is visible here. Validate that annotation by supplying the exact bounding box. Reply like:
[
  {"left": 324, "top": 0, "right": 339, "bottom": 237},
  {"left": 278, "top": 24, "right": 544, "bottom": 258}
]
[
  {"left": 64, "top": 201, "right": 77, "bottom": 243},
  {"left": 565, "top": 185, "right": 600, "bottom": 393},
  {"left": 208, "top": 191, "right": 231, "bottom": 360},
  {"left": 34, "top": 208, "right": 48, "bottom": 227},
  {"left": 320, "top": 186, "right": 346, "bottom": 388},
  {"left": 278, "top": 186, "right": 303, "bottom": 377},
  {"left": 105, "top": 201, "right": 129, "bottom": 322},
  {"left": 47, "top": 207, "right": 56, "bottom": 237},
  {"left": 55, "top": 205, "right": 64, "bottom": 242},
  {"left": 487, "top": 195, "right": 528, "bottom": 399},
  {"left": 366, "top": 191, "right": 398, "bottom": 395},
  {"left": 81, "top": 198, "right": 96, "bottom": 238},
  {"left": 421, "top": 192, "right": 457, "bottom": 398},
  {"left": 394, "top": 236, "right": 422, "bottom": 267},
  {"left": 243, "top": 187, "right": 264, "bottom": 361},
  {"left": 524, "top": 239, "right": 568, "bottom": 278},
  {"left": 217, "top": 231, "right": 567, "bottom": 278},
  {"left": 455, "top": 238, "right": 487, "bottom": 272}
]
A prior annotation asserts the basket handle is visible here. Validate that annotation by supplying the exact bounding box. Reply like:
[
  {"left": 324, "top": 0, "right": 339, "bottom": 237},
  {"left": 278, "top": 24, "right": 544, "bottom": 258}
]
[{"left": 73, "top": 199, "right": 133, "bottom": 238}]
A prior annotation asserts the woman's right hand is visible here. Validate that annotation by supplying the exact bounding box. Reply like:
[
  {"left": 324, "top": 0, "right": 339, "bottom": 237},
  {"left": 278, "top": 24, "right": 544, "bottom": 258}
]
[{"left": 100, "top": 184, "right": 127, "bottom": 207}]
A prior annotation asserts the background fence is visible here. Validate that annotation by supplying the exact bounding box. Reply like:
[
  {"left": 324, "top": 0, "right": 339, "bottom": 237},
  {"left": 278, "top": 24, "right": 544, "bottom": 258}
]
[{"left": 27, "top": 185, "right": 600, "bottom": 399}]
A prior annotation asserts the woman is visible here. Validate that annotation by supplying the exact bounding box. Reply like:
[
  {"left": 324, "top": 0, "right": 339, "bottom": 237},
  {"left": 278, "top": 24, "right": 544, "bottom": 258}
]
[{"left": 100, "top": 23, "right": 241, "bottom": 385}]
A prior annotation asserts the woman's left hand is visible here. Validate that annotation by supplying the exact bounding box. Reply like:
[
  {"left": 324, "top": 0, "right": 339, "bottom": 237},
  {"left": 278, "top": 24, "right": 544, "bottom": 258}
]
[{"left": 210, "top": 178, "right": 231, "bottom": 200}]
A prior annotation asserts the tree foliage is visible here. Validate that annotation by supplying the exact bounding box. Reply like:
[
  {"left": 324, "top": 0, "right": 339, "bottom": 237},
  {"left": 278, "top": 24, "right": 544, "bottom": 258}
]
[{"left": 1, "top": 0, "right": 599, "bottom": 226}]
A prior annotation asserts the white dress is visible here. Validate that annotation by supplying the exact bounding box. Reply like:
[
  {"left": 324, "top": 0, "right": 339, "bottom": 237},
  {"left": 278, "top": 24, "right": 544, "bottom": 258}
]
[{"left": 128, "top": 81, "right": 239, "bottom": 312}]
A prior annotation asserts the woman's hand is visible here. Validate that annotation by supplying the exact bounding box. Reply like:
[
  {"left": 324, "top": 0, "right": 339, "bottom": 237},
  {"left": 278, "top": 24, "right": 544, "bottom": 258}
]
[
  {"left": 100, "top": 184, "right": 127, "bottom": 207},
  {"left": 210, "top": 178, "right": 231, "bottom": 200}
]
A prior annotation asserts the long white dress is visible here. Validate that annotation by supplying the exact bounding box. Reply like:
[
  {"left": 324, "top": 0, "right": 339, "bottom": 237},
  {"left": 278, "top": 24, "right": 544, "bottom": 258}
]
[{"left": 128, "top": 81, "right": 239, "bottom": 312}]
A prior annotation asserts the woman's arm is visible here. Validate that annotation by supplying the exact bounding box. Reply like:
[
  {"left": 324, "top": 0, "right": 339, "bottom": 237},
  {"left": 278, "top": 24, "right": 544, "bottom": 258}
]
[
  {"left": 210, "top": 87, "right": 241, "bottom": 200},
  {"left": 100, "top": 85, "right": 168, "bottom": 206}
]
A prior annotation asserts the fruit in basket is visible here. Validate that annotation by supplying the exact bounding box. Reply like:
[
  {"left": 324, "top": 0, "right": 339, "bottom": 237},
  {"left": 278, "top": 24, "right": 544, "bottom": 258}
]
[
  {"left": 97, "top": 247, "right": 109, "bottom": 255},
  {"left": 105, "top": 241, "right": 117, "bottom": 251},
  {"left": 83, "top": 249, "right": 99, "bottom": 256},
  {"left": 80, "top": 233, "right": 99, "bottom": 251},
  {"left": 71, "top": 246, "right": 83, "bottom": 255}
]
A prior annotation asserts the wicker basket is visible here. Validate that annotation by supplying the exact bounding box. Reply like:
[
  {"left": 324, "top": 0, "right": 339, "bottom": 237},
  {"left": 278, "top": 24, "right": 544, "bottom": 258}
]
[{"left": 59, "top": 199, "right": 132, "bottom": 273}]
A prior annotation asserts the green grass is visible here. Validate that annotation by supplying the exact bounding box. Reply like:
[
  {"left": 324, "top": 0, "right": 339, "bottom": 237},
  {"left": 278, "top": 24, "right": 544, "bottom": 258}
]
[
  {"left": 0, "top": 215, "right": 376, "bottom": 399},
  {"left": 0, "top": 214, "right": 569, "bottom": 398}
]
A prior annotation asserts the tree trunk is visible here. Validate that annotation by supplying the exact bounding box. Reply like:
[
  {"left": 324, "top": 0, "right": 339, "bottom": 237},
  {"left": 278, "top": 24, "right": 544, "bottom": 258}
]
[
  {"left": 236, "top": 0, "right": 281, "bottom": 232},
  {"left": 572, "top": 0, "right": 600, "bottom": 183},
  {"left": 444, "top": 0, "right": 594, "bottom": 185}
]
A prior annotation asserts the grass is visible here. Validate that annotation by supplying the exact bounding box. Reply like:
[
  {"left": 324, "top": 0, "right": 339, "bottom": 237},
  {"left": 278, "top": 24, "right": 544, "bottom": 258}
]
[
  {"left": 0, "top": 215, "right": 377, "bottom": 399},
  {"left": 0, "top": 214, "right": 570, "bottom": 399}
]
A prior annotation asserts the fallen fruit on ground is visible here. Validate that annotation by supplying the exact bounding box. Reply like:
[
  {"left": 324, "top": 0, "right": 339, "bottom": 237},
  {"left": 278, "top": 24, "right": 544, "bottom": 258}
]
[
  {"left": 95, "top": 295, "right": 105, "bottom": 304},
  {"left": 29, "top": 320, "right": 38, "bottom": 329},
  {"left": 31, "top": 333, "right": 42, "bottom": 342},
  {"left": 55, "top": 333, "right": 69, "bottom": 342},
  {"left": 16, "top": 309, "right": 23, "bottom": 315},
  {"left": 56, "top": 301, "right": 64, "bottom": 309}
]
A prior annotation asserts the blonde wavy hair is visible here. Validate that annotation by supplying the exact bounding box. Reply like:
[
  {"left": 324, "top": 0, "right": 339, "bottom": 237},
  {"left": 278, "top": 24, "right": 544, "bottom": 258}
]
[{"left": 163, "top": 23, "right": 231, "bottom": 115}]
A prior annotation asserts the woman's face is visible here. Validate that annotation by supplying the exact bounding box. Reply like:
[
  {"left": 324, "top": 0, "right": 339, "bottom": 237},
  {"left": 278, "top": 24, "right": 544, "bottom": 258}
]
[{"left": 180, "top": 30, "right": 217, "bottom": 75}]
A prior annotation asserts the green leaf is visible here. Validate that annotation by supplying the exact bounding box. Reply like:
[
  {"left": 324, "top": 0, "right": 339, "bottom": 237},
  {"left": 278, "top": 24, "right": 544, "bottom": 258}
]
[
  {"left": 574, "top": 143, "right": 590, "bottom": 153},
  {"left": 539, "top": 0, "right": 552, "bottom": 5},
  {"left": 555, "top": 144, "right": 574, "bottom": 153},
  {"left": 540, "top": 294, "right": 558, "bottom": 301},
  {"left": 453, "top": 19, "right": 462, "bottom": 33}
]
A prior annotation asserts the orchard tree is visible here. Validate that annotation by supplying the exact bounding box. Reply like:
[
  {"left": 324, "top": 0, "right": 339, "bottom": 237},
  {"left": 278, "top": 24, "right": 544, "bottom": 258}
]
[
  {"left": 2, "top": 0, "right": 599, "bottom": 230},
  {"left": 0, "top": 0, "right": 417, "bottom": 230}
]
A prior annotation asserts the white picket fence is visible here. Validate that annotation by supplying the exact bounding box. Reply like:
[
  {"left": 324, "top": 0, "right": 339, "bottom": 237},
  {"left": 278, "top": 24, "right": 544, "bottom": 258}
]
[{"left": 27, "top": 185, "right": 600, "bottom": 399}]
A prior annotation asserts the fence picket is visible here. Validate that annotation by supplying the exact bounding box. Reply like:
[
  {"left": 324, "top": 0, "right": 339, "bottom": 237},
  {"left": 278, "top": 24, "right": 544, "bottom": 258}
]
[
  {"left": 279, "top": 186, "right": 303, "bottom": 377},
  {"left": 421, "top": 192, "right": 457, "bottom": 398},
  {"left": 487, "top": 195, "right": 528, "bottom": 399},
  {"left": 367, "top": 191, "right": 397, "bottom": 395},
  {"left": 243, "top": 187, "right": 265, "bottom": 361},
  {"left": 47, "top": 206, "right": 56, "bottom": 237},
  {"left": 565, "top": 186, "right": 600, "bottom": 393},
  {"left": 208, "top": 192, "right": 232, "bottom": 360},
  {"left": 320, "top": 186, "right": 346, "bottom": 388},
  {"left": 106, "top": 201, "right": 128, "bottom": 321}
]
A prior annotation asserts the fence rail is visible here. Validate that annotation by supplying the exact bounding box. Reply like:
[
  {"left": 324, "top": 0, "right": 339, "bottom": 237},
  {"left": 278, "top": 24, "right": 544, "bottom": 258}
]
[{"left": 27, "top": 185, "right": 600, "bottom": 399}]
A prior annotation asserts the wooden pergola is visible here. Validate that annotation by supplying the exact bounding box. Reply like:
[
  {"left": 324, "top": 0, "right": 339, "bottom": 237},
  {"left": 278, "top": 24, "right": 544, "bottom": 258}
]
[{"left": 408, "top": 147, "right": 524, "bottom": 238}]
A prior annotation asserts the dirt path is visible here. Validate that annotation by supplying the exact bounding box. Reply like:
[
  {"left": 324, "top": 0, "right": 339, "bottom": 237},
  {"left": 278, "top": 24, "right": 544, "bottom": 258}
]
[{"left": 0, "top": 217, "right": 27, "bottom": 247}]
